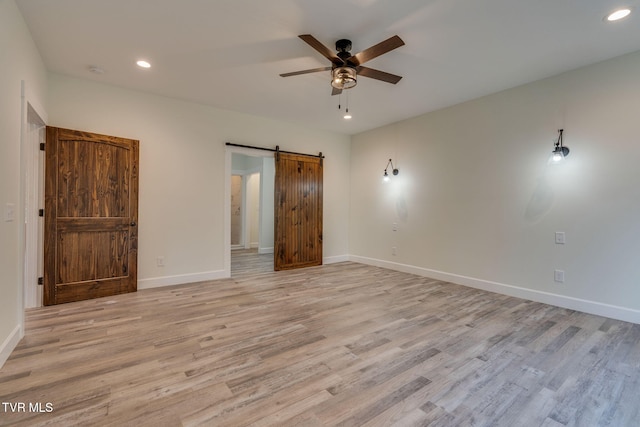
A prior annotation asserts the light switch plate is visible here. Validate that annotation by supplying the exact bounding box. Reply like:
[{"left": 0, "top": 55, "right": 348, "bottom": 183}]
[{"left": 555, "top": 232, "right": 566, "bottom": 244}]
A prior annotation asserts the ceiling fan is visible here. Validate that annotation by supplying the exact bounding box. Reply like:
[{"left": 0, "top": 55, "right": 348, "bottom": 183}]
[{"left": 280, "top": 34, "right": 405, "bottom": 95}]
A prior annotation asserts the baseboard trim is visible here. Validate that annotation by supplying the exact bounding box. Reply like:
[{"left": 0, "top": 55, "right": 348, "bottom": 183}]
[
  {"left": 0, "top": 324, "right": 22, "bottom": 369},
  {"left": 258, "top": 247, "right": 274, "bottom": 254},
  {"left": 324, "top": 254, "right": 350, "bottom": 265},
  {"left": 138, "top": 270, "right": 228, "bottom": 290},
  {"left": 349, "top": 255, "right": 640, "bottom": 324}
]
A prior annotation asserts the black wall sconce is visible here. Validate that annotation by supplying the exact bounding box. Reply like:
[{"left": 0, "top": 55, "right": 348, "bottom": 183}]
[
  {"left": 551, "top": 129, "right": 569, "bottom": 162},
  {"left": 383, "top": 158, "right": 399, "bottom": 182}
]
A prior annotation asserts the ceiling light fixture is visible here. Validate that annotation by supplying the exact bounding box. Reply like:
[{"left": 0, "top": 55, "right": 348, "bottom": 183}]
[
  {"left": 136, "top": 60, "right": 151, "bottom": 69},
  {"left": 551, "top": 129, "right": 569, "bottom": 163},
  {"left": 383, "top": 159, "right": 399, "bottom": 182},
  {"left": 606, "top": 8, "right": 631, "bottom": 21},
  {"left": 331, "top": 66, "right": 357, "bottom": 90}
]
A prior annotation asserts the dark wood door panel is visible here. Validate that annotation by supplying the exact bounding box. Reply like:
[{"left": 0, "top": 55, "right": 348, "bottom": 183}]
[
  {"left": 56, "top": 229, "right": 129, "bottom": 283},
  {"left": 44, "top": 126, "right": 139, "bottom": 305},
  {"left": 274, "top": 152, "right": 323, "bottom": 270},
  {"left": 54, "top": 277, "right": 135, "bottom": 305},
  {"left": 57, "top": 136, "right": 131, "bottom": 218}
]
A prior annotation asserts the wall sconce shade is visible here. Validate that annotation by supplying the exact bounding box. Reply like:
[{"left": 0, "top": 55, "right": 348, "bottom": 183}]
[
  {"left": 551, "top": 129, "right": 569, "bottom": 162},
  {"left": 383, "top": 158, "right": 399, "bottom": 182}
]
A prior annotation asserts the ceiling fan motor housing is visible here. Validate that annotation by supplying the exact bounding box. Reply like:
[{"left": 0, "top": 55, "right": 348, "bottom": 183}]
[{"left": 335, "top": 39, "right": 352, "bottom": 53}]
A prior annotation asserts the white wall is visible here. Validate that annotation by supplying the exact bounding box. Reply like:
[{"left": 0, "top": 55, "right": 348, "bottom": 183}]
[
  {"left": 230, "top": 175, "right": 242, "bottom": 246},
  {"left": 47, "top": 73, "right": 351, "bottom": 288},
  {"left": 0, "top": 0, "right": 48, "bottom": 366},
  {"left": 350, "top": 50, "right": 640, "bottom": 323},
  {"left": 247, "top": 173, "right": 260, "bottom": 248}
]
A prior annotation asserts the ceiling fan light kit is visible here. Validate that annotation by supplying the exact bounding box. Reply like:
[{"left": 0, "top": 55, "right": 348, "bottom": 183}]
[{"left": 332, "top": 67, "right": 357, "bottom": 89}]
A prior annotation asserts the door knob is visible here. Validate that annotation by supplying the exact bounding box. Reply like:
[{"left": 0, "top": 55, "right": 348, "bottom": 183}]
[{"left": 130, "top": 221, "right": 137, "bottom": 226}]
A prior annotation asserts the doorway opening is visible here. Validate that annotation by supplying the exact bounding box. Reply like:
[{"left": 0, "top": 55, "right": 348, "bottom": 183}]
[{"left": 228, "top": 151, "right": 275, "bottom": 276}]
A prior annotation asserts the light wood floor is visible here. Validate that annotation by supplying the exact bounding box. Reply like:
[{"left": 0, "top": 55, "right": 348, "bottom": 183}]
[
  {"left": 1, "top": 259, "right": 639, "bottom": 426},
  {"left": 231, "top": 249, "right": 274, "bottom": 276}
]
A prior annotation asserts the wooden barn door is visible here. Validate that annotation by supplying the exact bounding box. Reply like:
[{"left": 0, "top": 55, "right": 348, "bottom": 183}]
[
  {"left": 44, "top": 127, "right": 139, "bottom": 305},
  {"left": 274, "top": 152, "right": 323, "bottom": 270}
]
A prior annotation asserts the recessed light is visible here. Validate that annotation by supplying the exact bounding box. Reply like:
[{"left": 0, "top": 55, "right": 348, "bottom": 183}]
[
  {"left": 136, "top": 60, "right": 151, "bottom": 69},
  {"left": 606, "top": 8, "right": 631, "bottom": 22}
]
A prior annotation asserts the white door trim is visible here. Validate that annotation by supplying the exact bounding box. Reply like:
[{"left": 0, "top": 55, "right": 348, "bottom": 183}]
[{"left": 20, "top": 81, "right": 48, "bottom": 316}]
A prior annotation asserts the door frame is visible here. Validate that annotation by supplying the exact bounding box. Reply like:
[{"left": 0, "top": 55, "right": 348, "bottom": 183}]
[
  {"left": 224, "top": 145, "right": 273, "bottom": 277},
  {"left": 20, "top": 80, "right": 48, "bottom": 316}
]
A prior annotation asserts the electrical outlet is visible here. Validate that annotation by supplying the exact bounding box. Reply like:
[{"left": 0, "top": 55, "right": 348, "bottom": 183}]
[
  {"left": 156, "top": 256, "right": 165, "bottom": 267},
  {"left": 554, "top": 269, "right": 565, "bottom": 283},
  {"left": 392, "top": 223, "right": 398, "bottom": 231},
  {"left": 392, "top": 246, "right": 397, "bottom": 256}
]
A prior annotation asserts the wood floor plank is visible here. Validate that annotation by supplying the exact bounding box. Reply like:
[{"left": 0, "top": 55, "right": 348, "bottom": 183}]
[{"left": 1, "top": 253, "right": 639, "bottom": 426}]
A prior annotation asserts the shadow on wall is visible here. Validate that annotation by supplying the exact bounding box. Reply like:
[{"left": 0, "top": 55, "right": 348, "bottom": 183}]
[
  {"left": 396, "top": 196, "right": 409, "bottom": 222},
  {"left": 525, "top": 175, "right": 554, "bottom": 223}
]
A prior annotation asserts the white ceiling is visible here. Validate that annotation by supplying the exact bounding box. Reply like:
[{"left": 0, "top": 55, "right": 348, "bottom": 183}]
[{"left": 16, "top": 0, "right": 640, "bottom": 135}]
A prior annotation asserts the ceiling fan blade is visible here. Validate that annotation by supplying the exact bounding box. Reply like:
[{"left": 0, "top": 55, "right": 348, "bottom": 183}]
[
  {"left": 348, "top": 35, "right": 405, "bottom": 66},
  {"left": 357, "top": 66, "right": 403, "bottom": 84},
  {"left": 331, "top": 87, "right": 342, "bottom": 96},
  {"left": 298, "top": 34, "right": 344, "bottom": 66},
  {"left": 280, "top": 66, "right": 332, "bottom": 78}
]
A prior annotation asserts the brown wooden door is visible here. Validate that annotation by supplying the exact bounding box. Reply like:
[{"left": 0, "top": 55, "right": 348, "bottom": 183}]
[
  {"left": 44, "top": 127, "right": 139, "bottom": 305},
  {"left": 274, "top": 152, "right": 323, "bottom": 270}
]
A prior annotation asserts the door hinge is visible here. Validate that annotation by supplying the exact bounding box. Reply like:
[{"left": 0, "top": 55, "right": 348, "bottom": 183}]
[
  {"left": 39, "top": 142, "right": 45, "bottom": 151},
  {"left": 37, "top": 277, "right": 44, "bottom": 285},
  {"left": 38, "top": 209, "right": 44, "bottom": 217}
]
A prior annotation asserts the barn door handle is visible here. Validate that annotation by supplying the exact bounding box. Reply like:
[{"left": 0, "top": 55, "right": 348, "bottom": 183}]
[{"left": 130, "top": 221, "right": 137, "bottom": 227}]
